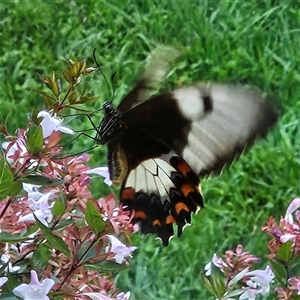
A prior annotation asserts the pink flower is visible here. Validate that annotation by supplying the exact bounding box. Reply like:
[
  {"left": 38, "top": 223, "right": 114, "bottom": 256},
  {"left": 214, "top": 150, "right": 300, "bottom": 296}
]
[
  {"left": 288, "top": 277, "right": 300, "bottom": 295},
  {"left": 12, "top": 270, "right": 55, "bottom": 300}
]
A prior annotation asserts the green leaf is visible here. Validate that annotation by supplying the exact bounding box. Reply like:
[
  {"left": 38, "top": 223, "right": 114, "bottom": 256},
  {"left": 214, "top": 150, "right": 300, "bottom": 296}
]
[
  {"left": 32, "top": 243, "right": 52, "bottom": 266},
  {"left": 269, "top": 259, "right": 288, "bottom": 287},
  {"left": 209, "top": 263, "right": 226, "bottom": 299},
  {"left": 85, "top": 200, "right": 105, "bottom": 234},
  {"left": 52, "top": 198, "right": 66, "bottom": 217},
  {"left": 85, "top": 261, "right": 128, "bottom": 273},
  {"left": 200, "top": 273, "right": 215, "bottom": 297},
  {"left": 26, "top": 126, "right": 44, "bottom": 155},
  {"left": 4, "top": 272, "right": 20, "bottom": 294},
  {"left": 33, "top": 214, "right": 70, "bottom": 256},
  {"left": 277, "top": 241, "right": 293, "bottom": 263},
  {"left": 0, "top": 231, "right": 33, "bottom": 243},
  {"left": 10, "top": 180, "right": 22, "bottom": 197},
  {"left": 0, "top": 159, "right": 14, "bottom": 199},
  {"left": 19, "top": 175, "right": 65, "bottom": 186},
  {"left": 62, "top": 70, "right": 74, "bottom": 84},
  {"left": 68, "top": 90, "right": 78, "bottom": 104},
  {"left": 0, "top": 293, "right": 18, "bottom": 300}
]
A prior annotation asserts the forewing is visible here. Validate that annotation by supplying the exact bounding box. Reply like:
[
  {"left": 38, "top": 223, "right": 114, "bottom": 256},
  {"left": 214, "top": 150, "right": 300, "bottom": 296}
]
[
  {"left": 122, "top": 83, "right": 278, "bottom": 177},
  {"left": 117, "top": 45, "right": 180, "bottom": 112}
]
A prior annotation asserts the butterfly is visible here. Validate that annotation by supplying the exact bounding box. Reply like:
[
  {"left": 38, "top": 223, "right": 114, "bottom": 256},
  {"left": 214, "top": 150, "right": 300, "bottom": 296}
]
[{"left": 95, "top": 46, "right": 278, "bottom": 245}]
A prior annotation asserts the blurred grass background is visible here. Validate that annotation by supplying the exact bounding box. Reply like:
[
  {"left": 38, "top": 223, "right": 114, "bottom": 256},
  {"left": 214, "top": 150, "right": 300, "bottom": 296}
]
[{"left": 0, "top": 1, "right": 299, "bottom": 299}]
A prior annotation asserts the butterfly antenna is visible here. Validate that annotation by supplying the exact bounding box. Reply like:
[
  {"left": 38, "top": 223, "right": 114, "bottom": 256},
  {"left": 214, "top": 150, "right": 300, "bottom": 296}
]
[
  {"left": 92, "top": 48, "right": 113, "bottom": 103},
  {"left": 110, "top": 71, "right": 117, "bottom": 104}
]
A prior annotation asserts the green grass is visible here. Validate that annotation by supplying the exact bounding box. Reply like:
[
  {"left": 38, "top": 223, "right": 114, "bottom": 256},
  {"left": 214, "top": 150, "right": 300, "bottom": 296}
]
[{"left": 1, "top": 1, "right": 299, "bottom": 299}]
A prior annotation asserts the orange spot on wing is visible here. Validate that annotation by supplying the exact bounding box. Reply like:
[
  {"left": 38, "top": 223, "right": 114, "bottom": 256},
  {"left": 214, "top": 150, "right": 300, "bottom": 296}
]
[
  {"left": 175, "top": 202, "right": 189, "bottom": 214},
  {"left": 134, "top": 211, "right": 147, "bottom": 219},
  {"left": 177, "top": 161, "right": 192, "bottom": 177},
  {"left": 166, "top": 215, "right": 175, "bottom": 224},
  {"left": 121, "top": 187, "right": 135, "bottom": 200},
  {"left": 152, "top": 219, "right": 161, "bottom": 226},
  {"left": 181, "top": 183, "right": 194, "bottom": 197}
]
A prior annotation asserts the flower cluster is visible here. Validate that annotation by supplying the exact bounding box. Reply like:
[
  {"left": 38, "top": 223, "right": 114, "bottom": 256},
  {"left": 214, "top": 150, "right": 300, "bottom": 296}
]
[
  {"left": 0, "top": 61, "right": 136, "bottom": 299},
  {"left": 202, "top": 198, "right": 300, "bottom": 300}
]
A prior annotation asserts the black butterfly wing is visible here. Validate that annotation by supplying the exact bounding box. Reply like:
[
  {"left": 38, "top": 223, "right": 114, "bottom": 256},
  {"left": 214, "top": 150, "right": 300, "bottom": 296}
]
[
  {"left": 121, "top": 83, "right": 278, "bottom": 176},
  {"left": 106, "top": 83, "right": 277, "bottom": 245}
]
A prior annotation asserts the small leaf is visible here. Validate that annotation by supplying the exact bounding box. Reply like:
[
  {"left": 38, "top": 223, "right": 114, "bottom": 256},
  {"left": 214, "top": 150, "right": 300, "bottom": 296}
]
[
  {"left": 0, "top": 292, "right": 18, "bottom": 299},
  {"left": 10, "top": 180, "right": 23, "bottom": 197},
  {"left": 19, "top": 175, "right": 65, "bottom": 186},
  {"left": 85, "top": 261, "right": 128, "bottom": 273},
  {"left": 85, "top": 200, "right": 106, "bottom": 234},
  {"left": 26, "top": 126, "right": 43, "bottom": 155},
  {"left": 51, "top": 73, "right": 60, "bottom": 97},
  {"left": 52, "top": 198, "right": 66, "bottom": 217},
  {"left": 269, "top": 259, "right": 288, "bottom": 287},
  {"left": 277, "top": 241, "right": 293, "bottom": 263},
  {"left": 210, "top": 263, "right": 226, "bottom": 299},
  {"left": 34, "top": 215, "right": 70, "bottom": 256},
  {"left": 200, "top": 273, "right": 215, "bottom": 297},
  {"left": 0, "top": 159, "right": 14, "bottom": 199},
  {"left": 76, "top": 95, "right": 100, "bottom": 104},
  {"left": 62, "top": 70, "right": 74, "bottom": 84},
  {"left": 32, "top": 243, "right": 51, "bottom": 266},
  {"left": 68, "top": 91, "right": 78, "bottom": 104},
  {"left": 33, "top": 90, "right": 56, "bottom": 103},
  {"left": 0, "top": 231, "right": 31, "bottom": 242}
]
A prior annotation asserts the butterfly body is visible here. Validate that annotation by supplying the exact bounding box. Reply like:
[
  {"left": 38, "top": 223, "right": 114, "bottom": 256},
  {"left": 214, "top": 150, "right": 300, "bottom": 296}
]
[{"left": 97, "top": 46, "right": 277, "bottom": 245}]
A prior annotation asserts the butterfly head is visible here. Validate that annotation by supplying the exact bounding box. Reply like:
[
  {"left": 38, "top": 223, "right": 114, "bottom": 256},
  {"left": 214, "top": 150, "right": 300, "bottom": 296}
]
[{"left": 98, "top": 102, "right": 122, "bottom": 144}]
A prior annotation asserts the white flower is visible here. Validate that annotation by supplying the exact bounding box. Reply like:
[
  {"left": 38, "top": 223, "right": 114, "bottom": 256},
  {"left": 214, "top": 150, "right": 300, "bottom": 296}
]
[
  {"left": 280, "top": 233, "right": 296, "bottom": 243},
  {"left": 239, "top": 287, "right": 260, "bottom": 300},
  {"left": 0, "top": 277, "right": 8, "bottom": 287},
  {"left": 116, "top": 291, "right": 130, "bottom": 300},
  {"left": 18, "top": 192, "right": 53, "bottom": 226},
  {"left": 0, "top": 276, "right": 8, "bottom": 295},
  {"left": 37, "top": 110, "right": 74, "bottom": 138},
  {"left": 105, "top": 235, "right": 137, "bottom": 264},
  {"left": 83, "top": 291, "right": 131, "bottom": 300},
  {"left": 0, "top": 253, "right": 21, "bottom": 273},
  {"left": 86, "top": 166, "right": 112, "bottom": 186},
  {"left": 13, "top": 270, "right": 54, "bottom": 300},
  {"left": 83, "top": 293, "right": 114, "bottom": 300},
  {"left": 204, "top": 253, "right": 226, "bottom": 276},
  {"left": 240, "top": 266, "right": 274, "bottom": 299},
  {"left": 22, "top": 183, "right": 41, "bottom": 193},
  {"left": 284, "top": 198, "right": 300, "bottom": 224}
]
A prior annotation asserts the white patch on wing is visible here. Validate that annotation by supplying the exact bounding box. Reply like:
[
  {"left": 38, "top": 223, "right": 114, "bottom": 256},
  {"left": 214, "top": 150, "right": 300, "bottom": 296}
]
[
  {"left": 173, "top": 87, "right": 207, "bottom": 120},
  {"left": 124, "top": 157, "right": 177, "bottom": 203}
]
